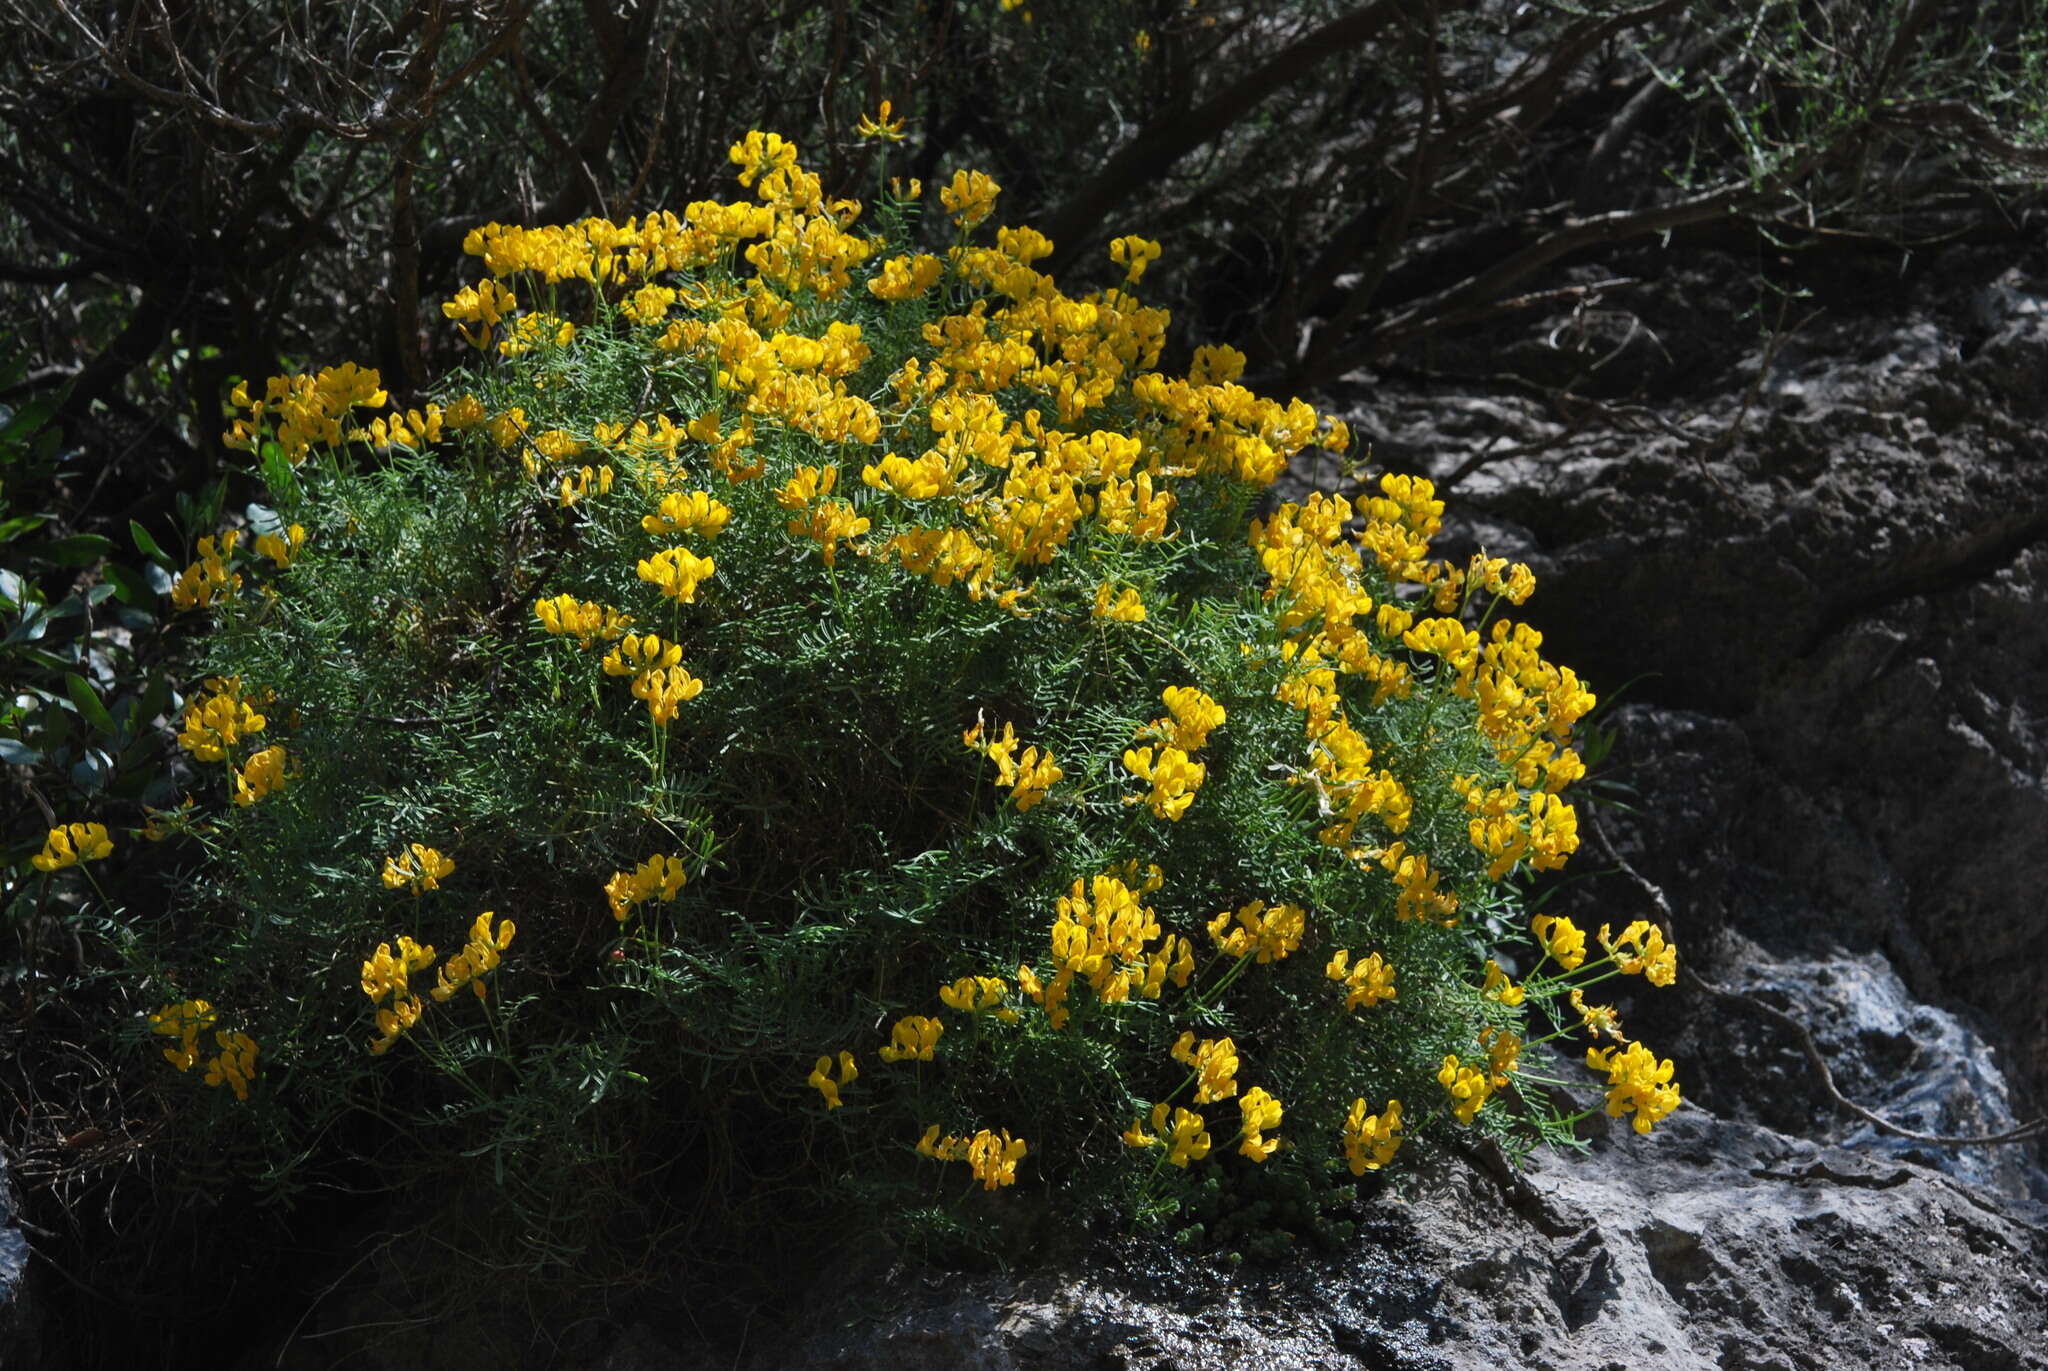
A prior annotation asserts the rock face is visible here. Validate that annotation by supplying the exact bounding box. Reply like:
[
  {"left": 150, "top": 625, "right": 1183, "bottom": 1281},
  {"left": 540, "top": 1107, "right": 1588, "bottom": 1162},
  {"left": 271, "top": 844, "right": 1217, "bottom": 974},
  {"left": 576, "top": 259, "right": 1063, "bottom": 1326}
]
[
  {"left": 0, "top": 1156, "right": 44, "bottom": 1371},
  {"left": 752, "top": 1114, "right": 2048, "bottom": 1371}
]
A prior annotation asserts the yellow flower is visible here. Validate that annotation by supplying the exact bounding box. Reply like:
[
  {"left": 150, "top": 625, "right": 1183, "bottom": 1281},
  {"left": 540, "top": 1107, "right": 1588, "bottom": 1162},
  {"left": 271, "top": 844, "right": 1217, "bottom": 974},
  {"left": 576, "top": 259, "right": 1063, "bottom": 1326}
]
[
  {"left": 1324, "top": 948, "right": 1396, "bottom": 1010},
  {"left": 534, "top": 594, "right": 633, "bottom": 647},
  {"left": 1092, "top": 583, "right": 1146, "bottom": 622},
  {"left": 382, "top": 843, "right": 454, "bottom": 895},
  {"left": 1236, "top": 1087, "right": 1283, "bottom": 1161},
  {"left": 1155, "top": 684, "right": 1225, "bottom": 752},
  {"left": 877, "top": 1014, "right": 943, "bottom": 1063},
  {"left": 1531, "top": 913, "right": 1587, "bottom": 972},
  {"left": 1206, "top": 898, "right": 1305, "bottom": 963},
  {"left": 31, "top": 822, "right": 113, "bottom": 872},
  {"left": 1586, "top": 1041, "right": 1681, "bottom": 1134},
  {"left": 202, "top": 1030, "right": 259, "bottom": 1101},
  {"left": 604, "top": 854, "right": 689, "bottom": 922},
  {"left": 632, "top": 664, "right": 705, "bottom": 725},
  {"left": 602, "top": 632, "right": 683, "bottom": 678},
  {"left": 253, "top": 524, "right": 306, "bottom": 569},
  {"left": 177, "top": 676, "right": 266, "bottom": 762},
  {"left": 938, "top": 169, "right": 1001, "bottom": 228},
  {"left": 232, "top": 746, "right": 288, "bottom": 807},
  {"left": 1480, "top": 958, "right": 1526, "bottom": 1007},
  {"left": 1481, "top": 1025, "right": 1522, "bottom": 1088},
  {"left": 170, "top": 532, "right": 242, "bottom": 610},
  {"left": 1171, "top": 1032, "right": 1240, "bottom": 1105},
  {"left": 636, "top": 546, "right": 716, "bottom": 603},
  {"left": 1437, "top": 1054, "right": 1492, "bottom": 1125},
  {"left": 1571, "top": 988, "right": 1625, "bottom": 1040},
  {"left": 641, "top": 490, "right": 732, "bottom": 539},
  {"left": 1342, "top": 1098, "right": 1402, "bottom": 1174},
  {"left": 807, "top": 1052, "right": 857, "bottom": 1110},
  {"left": 785, "top": 499, "right": 870, "bottom": 567},
  {"left": 1163, "top": 1106, "right": 1211, "bottom": 1167},
  {"left": 1122, "top": 1101, "right": 1169, "bottom": 1148},
  {"left": 361, "top": 934, "right": 435, "bottom": 1054},
  {"left": 1108, "top": 235, "right": 1162, "bottom": 284},
  {"left": 149, "top": 999, "right": 216, "bottom": 1072},
  {"left": 361, "top": 935, "right": 436, "bottom": 1003},
  {"left": 431, "top": 912, "right": 517, "bottom": 1002},
  {"left": 965, "top": 1128, "right": 1026, "bottom": 1190},
  {"left": 1120, "top": 744, "right": 1204, "bottom": 821},
  {"left": 855, "top": 99, "right": 908, "bottom": 142},
  {"left": 938, "top": 975, "right": 1017, "bottom": 1022},
  {"left": 1600, "top": 920, "right": 1677, "bottom": 987}
]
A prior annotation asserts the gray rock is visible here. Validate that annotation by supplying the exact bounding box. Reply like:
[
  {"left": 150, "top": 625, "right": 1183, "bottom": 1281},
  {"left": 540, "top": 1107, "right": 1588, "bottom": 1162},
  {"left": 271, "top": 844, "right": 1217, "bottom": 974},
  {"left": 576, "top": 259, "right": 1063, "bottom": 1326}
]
[
  {"left": 0, "top": 1155, "right": 43, "bottom": 1371},
  {"left": 746, "top": 1112, "right": 2048, "bottom": 1371}
]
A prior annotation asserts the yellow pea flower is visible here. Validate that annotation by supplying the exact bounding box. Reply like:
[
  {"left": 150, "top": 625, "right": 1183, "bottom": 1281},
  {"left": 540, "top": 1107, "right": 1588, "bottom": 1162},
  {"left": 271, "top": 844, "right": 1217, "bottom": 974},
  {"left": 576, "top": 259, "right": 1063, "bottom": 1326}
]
[{"left": 31, "top": 822, "right": 113, "bottom": 872}]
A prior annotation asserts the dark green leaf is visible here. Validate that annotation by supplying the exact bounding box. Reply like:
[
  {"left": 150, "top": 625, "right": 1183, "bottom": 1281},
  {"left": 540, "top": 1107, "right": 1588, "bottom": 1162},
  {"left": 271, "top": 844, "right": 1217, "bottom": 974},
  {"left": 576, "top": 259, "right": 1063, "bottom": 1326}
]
[
  {"left": 130, "top": 520, "right": 174, "bottom": 568},
  {"left": 38, "top": 534, "right": 113, "bottom": 567},
  {"left": 64, "top": 673, "right": 116, "bottom": 736},
  {"left": 104, "top": 562, "right": 149, "bottom": 605}
]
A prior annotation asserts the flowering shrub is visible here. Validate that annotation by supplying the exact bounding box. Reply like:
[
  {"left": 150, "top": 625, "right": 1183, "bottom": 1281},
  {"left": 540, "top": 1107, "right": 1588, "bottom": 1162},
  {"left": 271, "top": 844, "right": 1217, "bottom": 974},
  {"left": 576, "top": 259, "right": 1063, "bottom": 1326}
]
[{"left": 118, "top": 126, "right": 1677, "bottom": 1273}]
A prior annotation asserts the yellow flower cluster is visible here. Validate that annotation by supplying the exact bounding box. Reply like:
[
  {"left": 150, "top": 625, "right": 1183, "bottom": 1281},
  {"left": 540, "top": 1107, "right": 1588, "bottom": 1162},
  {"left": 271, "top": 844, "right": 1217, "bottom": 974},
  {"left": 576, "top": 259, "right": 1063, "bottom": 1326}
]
[
  {"left": 149, "top": 999, "right": 214, "bottom": 1071},
  {"left": 361, "top": 935, "right": 435, "bottom": 1055},
  {"left": 963, "top": 718, "right": 1064, "bottom": 813},
  {"left": 1121, "top": 1102, "right": 1212, "bottom": 1167},
  {"left": 1324, "top": 947, "right": 1397, "bottom": 1011},
  {"left": 1342, "top": 1098, "right": 1403, "bottom": 1174},
  {"left": 204, "top": 1030, "right": 260, "bottom": 1101},
  {"left": 636, "top": 546, "right": 717, "bottom": 603},
  {"left": 939, "top": 975, "right": 1018, "bottom": 1022},
  {"left": 599, "top": 633, "right": 704, "bottom": 726},
  {"left": 879, "top": 1015, "right": 943, "bottom": 1063},
  {"left": 641, "top": 490, "right": 732, "bottom": 539},
  {"left": 916, "top": 1125, "right": 1027, "bottom": 1190},
  {"left": 440, "top": 278, "right": 517, "bottom": 348},
  {"left": 232, "top": 745, "right": 287, "bottom": 807},
  {"left": 1206, "top": 898, "right": 1305, "bottom": 963},
  {"left": 604, "top": 853, "right": 688, "bottom": 923},
  {"left": 1036, "top": 871, "right": 1189, "bottom": 1027},
  {"left": 1236, "top": 1086, "right": 1283, "bottom": 1161},
  {"left": 1091, "top": 583, "right": 1146, "bottom": 621},
  {"left": 1601, "top": 920, "right": 1678, "bottom": 987},
  {"left": 31, "top": 821, "right": 112, "bottom": 872},
  {"left": 252, "top": 524, "right": 305, "bottom": 570},
  {"left": 177, "top": 676, "right": 266, "bottom": 762},
  {"left": 1171, "top": 1031, "right": 1239, "bottom": 1104},
  {"left": 1437, "top": 1054, "right": 1493, "bottom": 1126},
  {"left": 431, "top": 912, "right": 516, "bottom": 1002},
  {"left": 382, "top": 843, "right": 454, "bottom": 895},
  {"left": 223, "top": 363, "right": 387, "bottom": 464},
  {"left": 149, "top": 1000, "right": 260, "bottom": 1099},
  {"left": 1108, "top": 235, "right": 1162, "bottom": 284},
  {"left": 1123, "top": 683, "right": 1229, "bottom": 820},
  {"left": 1480, "top": 958, "right": 1526, "bottom": 1007},
  {"left": 170, "top": 532, "right": 242, "bottom": 611},
  {"left": 1586, "top": 1041, "right": 1681, "bottom": 1134},
  {"left": 1120, "top": 743, "right": 1205, "bottom": 821},
  {"left": 1531, "top": 913, "right": 1587, "bottom": 971},
  {"left": 534, "top": 593, "right": 634, "bottom": 648},
  {"left": 1480, "top": 1025, "right": 1522, "bottom": 1088}
]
